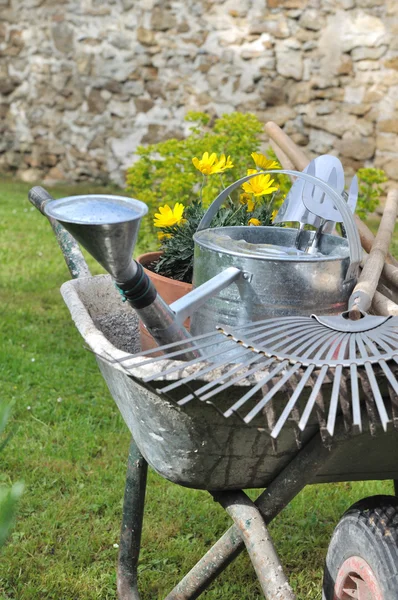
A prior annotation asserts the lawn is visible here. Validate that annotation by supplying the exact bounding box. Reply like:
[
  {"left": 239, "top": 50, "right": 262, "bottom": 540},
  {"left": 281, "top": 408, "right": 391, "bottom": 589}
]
[{"left": 0, "top": 176, "right": 395, "bottom": 600}]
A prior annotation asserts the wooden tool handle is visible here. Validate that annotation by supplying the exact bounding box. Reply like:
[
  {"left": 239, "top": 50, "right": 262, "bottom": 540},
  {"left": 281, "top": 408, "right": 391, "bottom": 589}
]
[
  {"left": 264, "top": 121, "right": 398, "bottom": 269},
  {"left": 265, "top": 122, "right": 309, "bottom": 171},
  {"left": 351, "top": 188, "right": 398, "bottom": 313}
]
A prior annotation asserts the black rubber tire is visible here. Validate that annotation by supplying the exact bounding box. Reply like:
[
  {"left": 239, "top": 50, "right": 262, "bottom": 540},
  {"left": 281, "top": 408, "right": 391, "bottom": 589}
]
[{"left": 323, "top": 495, "right": 398, "bottom": 599}]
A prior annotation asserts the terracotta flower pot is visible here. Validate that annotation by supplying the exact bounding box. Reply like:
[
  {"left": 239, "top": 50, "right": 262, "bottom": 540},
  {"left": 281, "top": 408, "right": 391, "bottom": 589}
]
[{"left": 136, "top": 251, "right": 192, "bottom": 353}]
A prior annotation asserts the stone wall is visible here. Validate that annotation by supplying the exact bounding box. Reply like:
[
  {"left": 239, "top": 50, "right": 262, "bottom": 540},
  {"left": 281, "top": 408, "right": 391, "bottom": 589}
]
[{"left": 0, "top": 0, "right": 397, "bottom": 186}]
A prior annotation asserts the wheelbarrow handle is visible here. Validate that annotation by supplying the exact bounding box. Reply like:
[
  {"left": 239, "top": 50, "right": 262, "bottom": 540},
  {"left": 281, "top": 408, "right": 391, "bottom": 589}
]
[{"left": 28, "top": 186, "right": 91, "bottom": 280}]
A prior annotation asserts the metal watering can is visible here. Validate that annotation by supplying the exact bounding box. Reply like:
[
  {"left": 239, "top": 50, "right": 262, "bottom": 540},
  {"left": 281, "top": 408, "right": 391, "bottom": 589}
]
[
  {"left": 32, "top": 170, "right": 361, "bottom": 355},
  {"left": 190, "top": 170, "right": 362, "bottom": 337}
]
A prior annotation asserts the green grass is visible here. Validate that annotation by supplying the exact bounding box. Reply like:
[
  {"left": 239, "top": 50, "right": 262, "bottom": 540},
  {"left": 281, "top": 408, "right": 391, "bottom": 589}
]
[{"left": 0, "top": 177, "right": 395, "bottom": 599}]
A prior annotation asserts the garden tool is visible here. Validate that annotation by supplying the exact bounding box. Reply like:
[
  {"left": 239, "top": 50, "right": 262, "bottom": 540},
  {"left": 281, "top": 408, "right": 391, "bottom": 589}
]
[
  {"left": 28, "top": 186, "right": 204, "bottom": 359},
  {"left": 274, "top": 154, "right": 345, "bottom": 231}
]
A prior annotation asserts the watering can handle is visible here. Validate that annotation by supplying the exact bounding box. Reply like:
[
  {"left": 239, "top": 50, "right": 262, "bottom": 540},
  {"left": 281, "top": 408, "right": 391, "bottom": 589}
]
[{"left": 196, "top": 169, "right": 362, "bottom": 282}]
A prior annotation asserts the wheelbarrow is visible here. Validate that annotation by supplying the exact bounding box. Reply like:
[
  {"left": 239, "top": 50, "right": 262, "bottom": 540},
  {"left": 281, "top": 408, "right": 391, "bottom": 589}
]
[{"left": 28, "top": 181, "right": 398, "bottom": 600}]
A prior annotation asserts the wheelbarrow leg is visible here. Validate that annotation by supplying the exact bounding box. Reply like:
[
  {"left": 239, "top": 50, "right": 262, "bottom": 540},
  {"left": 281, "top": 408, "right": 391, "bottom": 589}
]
[
  {"left": 213, "top": 490, "right": 296, "bottom": 599},
  {"left": 117, "top": 437, "right": 148, "bottom": 600}
]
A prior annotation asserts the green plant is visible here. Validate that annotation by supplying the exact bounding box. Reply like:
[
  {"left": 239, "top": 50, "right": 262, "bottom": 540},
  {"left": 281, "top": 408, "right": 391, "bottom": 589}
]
[
  {"left": 357, "top": 168, "right": 388, "bottom": 220},
  {"left": 126, "top": 112, "right": 287, "bottom": 283},
  {"left": 0, "top": 402, "right": 23, "bottom": 549},
  {"left": 126, "top": 112, "right": 286, "bottom": 241}
]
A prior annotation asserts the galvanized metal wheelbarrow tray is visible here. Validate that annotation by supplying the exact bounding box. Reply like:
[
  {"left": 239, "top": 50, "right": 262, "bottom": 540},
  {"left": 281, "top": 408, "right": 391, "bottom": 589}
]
[{"left": 31, "top": 194, "right": 398, "bottom": 600}]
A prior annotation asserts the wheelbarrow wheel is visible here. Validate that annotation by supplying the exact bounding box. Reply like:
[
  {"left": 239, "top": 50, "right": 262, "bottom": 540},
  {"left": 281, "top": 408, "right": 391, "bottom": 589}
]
[{"left": 322, "top": 495, "right": 398, "bottom": 600}]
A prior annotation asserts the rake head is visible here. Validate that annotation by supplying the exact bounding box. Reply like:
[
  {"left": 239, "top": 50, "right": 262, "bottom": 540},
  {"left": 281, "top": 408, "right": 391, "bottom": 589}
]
[{"left": 97, "top": 315, "right": 398, "bottom": 442}]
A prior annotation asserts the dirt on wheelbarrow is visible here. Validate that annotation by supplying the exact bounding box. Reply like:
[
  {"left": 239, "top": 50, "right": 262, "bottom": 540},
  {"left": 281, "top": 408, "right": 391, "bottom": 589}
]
[{"left": 94, "top": 312, "right": 141, "bottom": 355}]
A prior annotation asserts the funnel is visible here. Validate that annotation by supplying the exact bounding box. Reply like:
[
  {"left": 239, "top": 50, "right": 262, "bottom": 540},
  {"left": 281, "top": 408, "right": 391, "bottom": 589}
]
[
  {"left": 42, "top": 191, "right": 198, "bottom": 358},
  {"left": 44, "top": 194, "right": 147, "bottom": 282}
]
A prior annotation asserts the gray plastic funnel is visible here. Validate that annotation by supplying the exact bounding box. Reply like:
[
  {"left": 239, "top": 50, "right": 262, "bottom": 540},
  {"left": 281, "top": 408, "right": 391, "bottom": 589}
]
[{"left": 44, "top": 195, "right": 148, "bottom": 282}]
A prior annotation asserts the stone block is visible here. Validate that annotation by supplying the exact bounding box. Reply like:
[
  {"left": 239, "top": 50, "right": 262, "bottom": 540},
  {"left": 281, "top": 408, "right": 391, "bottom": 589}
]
[
  {"left": 276, "top": 42, "right": 303, "bottom": 80},
  {"left": 299, "top": 10, "right": 323, "bottom": 31},
  {"left": 51, "top": 22, "right": 74, "bottom": 54},
  {"left": 376, "top": 134, "right": 398, "bottom": 153},
  {"left": 336, "top": 135, "right": 376, "bottom": 160},
  {"left": 337, "top": 55, "right": 353, "bottom": 75},
  {"left": 384, "top": 57, "right": 398, "bottom": 71},
  {"left": 378, "top": 120, "right": 398, "bottom": 134},
  {"left": 262, "top": 105, "right": 296, "bottom": 126},
  {"left": 351, "top": 45, "right": 387, "bottom": 61},
  {"left": 356, "top": 60, "right": 380, "bottom": 71},
  {"left": 267, "top": 0, "right": 306, "bottom": 7},
  {"left": 134, "top": 97, "right": 155, "bottom": 113},
  {"left": 308, "top": 128, "right": 338, "bottom": 154},
  {"left": 87, "top": 89, "right": 107, "bottom": 114},
  {"left": 0, "top": 77, "right": 20, "bottom": 95},
  {"left": 288, "top": 81, "right": 311, "bottom": 105},
  {"left": 151, "top": 8, "right": 176, "bottom": 31},
  {"left": 384, "top": 158, "right": 398, "bottom": 180},
  {"left": 340, "top": 14, "right": 386, "bottom": 52},
  {"left": 303, "top": 112, "right": 357, "bottom": 137}
]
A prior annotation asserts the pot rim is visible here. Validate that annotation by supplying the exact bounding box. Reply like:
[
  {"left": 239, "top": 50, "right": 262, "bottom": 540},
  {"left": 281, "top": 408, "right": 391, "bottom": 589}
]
[{"left": 136, "top": 251, "right": 193, "bottom": 289}]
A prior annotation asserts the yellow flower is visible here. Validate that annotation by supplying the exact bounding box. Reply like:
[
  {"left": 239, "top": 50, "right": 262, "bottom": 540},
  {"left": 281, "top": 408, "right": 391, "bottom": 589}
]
[
  {"left": 192, "top": 152, "right": 234, "bottom": 175},
  {"left": 251, "top": 152, "right": 280, "bottom": 171},
  {"left": 239, "top": 193, "right": 255, "bottom": 212},
  {"left": 248, "top": 218, "right": 261, "bottom": 226},
  {"left": 153, "top": 203, "right": 185, "bottom": 228},
  {"left": 242, "top": 171, "right": 279, "bottom": 197},
  {"left": 157, "top": 232, "right": 172, "bottom": 241},
  {"left": 271, "top": 209, "right": 278, "bottom": 222}
]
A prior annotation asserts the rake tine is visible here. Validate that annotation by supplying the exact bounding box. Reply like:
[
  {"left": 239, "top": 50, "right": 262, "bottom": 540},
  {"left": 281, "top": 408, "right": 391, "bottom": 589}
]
[
  {"left": 326, "top": 366, "right": 343, "bottom": 436},
  {"left": 289, "top": 329, "right": 340, "bottom": 363},
  {"left": 356, "top": 335, "right": 390, "bottom": 431},
  {"left": 298, "top": 331, "right": 347, "bottom": 431},
  {"left": 219, "top": 321, "right": 319, "bottom": 352},
  {"left": 370, "top": 331, "right": 398, "bottom": 355},
  {"left": 218, "top": 315, "right": 311, "bottom": 335},
  {"left": 117, "top": 330, "right": 221, "bottom": 364},
  {"left": 129, "top": 333, "right": 230, "bottom": 370},
  {"left": 347, "top": 335, "right": 362, "bottom": 431},
  {"left": 223, "top": 360, "right": 290, "bottom": 418},
  {"left": 378, "top": 359, "right": 398, "bottom": 397},
  {"left": 238, "top": 323, "right": 324, "bottom": 358},
  {"left": 175, "top": 355, "right": 271, "bottom": 405},
  {"left": 326, "top": 335, "right": 350, "bottom": 435},
  {"left": 141, "top": 339, "right": 249, "bottom": 383},
  {"left": 375, "top": 331, "right": 398, "bottom": 353},
  {"left": 358, "top": 369, "right": 379, "bottom": 435},
  {"left": 338, "top": 372, "right": 354, "bottom": 433},
  {"left": 262, "top": 324, "right": 322, "bottom": 353},
  {"left": 298, "top": 365, "right": 329, "bottom": 430},
  {"left": 161, "top": 350, "right": 263, "bottom": 396},
  {"left": 200, "top": 357, "right": 275, "bottom": 404},
  {"left": 243, "top": 363, "right": 302, "bottom": 424},
  {"left": 387, "top": 372, "right": 398, "bottom": 430},
  {"left": 246, "top": 322, "right": 321, "bottom": 348},
  {"left": 271, "top": 365, "right": 315, "bottom": 438}
]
